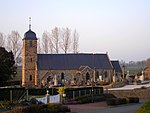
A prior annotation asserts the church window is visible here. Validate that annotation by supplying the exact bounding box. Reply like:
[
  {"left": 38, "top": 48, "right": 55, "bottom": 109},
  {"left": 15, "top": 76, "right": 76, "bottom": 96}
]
[
  {"left": 86, "top": 72, "right": 90, "bottom": 80},
  {"left": 30, "top": 58, "right": 32, "bottom": 62},
  {"left": 29, "top": 75, "right": 32, "bottom": 81},
  {"left": 29, "top": 41, "right": 32, "bottom": 47}
]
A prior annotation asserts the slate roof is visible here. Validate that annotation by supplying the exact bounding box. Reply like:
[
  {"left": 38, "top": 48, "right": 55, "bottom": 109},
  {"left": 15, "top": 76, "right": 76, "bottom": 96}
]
[
  {"left": 23, "top": 30, "right": 37, "bottom": 40},
  {"left": 37, "top": 54, "right": 113, "bottom": 70},
  {"left": 111, "top": 61, "right": 122, "bottom": 73}
]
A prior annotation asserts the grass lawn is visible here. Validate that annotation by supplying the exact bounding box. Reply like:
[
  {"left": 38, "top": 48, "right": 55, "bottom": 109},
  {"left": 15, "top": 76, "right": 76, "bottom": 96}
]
[
  {"left": 135, "top": 100, "right": 150, "bottom": 113},
  {"left": 33, "top": 95, "right": 45, "bottom": 98}
]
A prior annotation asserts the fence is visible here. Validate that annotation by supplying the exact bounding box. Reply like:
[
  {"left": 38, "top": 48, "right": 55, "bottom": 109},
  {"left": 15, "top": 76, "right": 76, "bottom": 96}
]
[
  {"left": 36, "top": 94, "right": 60, "bottom": 104},
  {"left": 0, "top": 87, "right": 103, "bottom": 102}
]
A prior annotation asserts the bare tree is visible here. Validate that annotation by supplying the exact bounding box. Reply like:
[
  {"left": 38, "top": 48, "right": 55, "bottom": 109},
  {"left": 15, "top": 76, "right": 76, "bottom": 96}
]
[
  {"left": 7, "top": 31, "right": 22, "bottom": 65},
  {"left": 37, "top": 37, "right": 42, "bottom": 54},
  {"left": 72, "top": 30, "right": 79, "bottom": 53},
  {"left": 49, "top": 35, "right": 54, "bottom": 54},
  {"left": 60, "top": 27, "right": 71, "bottom": 53},
  {"left": 0, "top": 32, "right": 5, "bottom": 47},
  {"left": 51, "top": 27, "right": 60, "bottom": 54},
  {"left": 42, "top": 32, "right": 50, "bottom": 54}
]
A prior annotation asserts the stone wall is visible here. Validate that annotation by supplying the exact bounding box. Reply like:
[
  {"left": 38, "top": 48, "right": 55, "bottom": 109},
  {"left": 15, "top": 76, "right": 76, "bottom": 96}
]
[{"left": 108, "top": 88, "right": 150, "bottom": 99}]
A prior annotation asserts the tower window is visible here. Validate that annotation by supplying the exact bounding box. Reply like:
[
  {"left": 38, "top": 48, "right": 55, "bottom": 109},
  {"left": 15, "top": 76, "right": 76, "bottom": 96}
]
[
  {"left": 29, "top": 75, "right": 32, "bottom": 81},
  {"left": 30, "top": 58, "right": 32, "bottom": 62},
  {"left": 29, "top": 41, "right": 32, "bottom": 47}
]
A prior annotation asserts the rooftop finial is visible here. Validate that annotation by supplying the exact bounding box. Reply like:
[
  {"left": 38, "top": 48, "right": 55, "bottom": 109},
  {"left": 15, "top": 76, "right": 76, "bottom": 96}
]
[{"left": 29, "top": 17, "right": 31, "bottom": 30}]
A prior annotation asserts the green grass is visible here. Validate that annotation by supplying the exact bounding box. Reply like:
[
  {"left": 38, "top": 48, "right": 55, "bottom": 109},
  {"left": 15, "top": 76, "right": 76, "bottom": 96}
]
[
  {"left": 34, "top": 95, "right": 45, "bottom": 98},
  {"left": 135, "top": 100, "right": 150, "bottom": 113}
]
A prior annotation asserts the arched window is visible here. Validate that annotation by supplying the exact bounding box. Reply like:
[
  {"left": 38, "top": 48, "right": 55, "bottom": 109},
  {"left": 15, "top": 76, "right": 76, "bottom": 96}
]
[
  {"left": 86, "top": 72, "right": 90, "bottom": 80},
  {"left": 29, "top": 75, "right": 32, "bottom": 81},
  {"left": 61, "top": 72, "right": 64, "bottom": 80}
]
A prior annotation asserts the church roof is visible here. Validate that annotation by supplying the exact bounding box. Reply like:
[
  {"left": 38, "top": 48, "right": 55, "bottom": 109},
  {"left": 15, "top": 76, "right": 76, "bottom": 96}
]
[
  {"left": 23, "top": 30, "right": 37, "bottom": 40},
  {"left": 37, "top": 53, "right": 113, "bottom": 70},
  {"left": 111, "top": 60, "right": 122, "bottom": 73}
]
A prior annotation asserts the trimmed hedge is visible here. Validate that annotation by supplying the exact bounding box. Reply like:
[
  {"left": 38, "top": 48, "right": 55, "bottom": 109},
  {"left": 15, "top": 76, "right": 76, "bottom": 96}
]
[
  {"left": 65, "top": 94, "right": 106, "bottom": 104},
  {"left": 106, "top": 97, "right": 139, "bottom": 106},
  {"left": 106, "top": 98, "right": 127, "bottom": 105},
  {"left": 128, "top": 97, "right": 139, "bottom": 103},
  {"left": 10, "top": 103, "right": 70, "bottom": 113}
]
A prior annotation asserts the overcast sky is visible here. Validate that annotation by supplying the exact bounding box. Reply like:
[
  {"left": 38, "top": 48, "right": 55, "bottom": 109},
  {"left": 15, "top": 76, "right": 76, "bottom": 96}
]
[{"left": 0, "top": 0, "right": 150, "bottom": 62}]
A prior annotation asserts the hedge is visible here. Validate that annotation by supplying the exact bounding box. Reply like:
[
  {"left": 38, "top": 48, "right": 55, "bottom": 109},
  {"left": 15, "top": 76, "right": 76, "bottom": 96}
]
[
  {"left": 106, "top": 97, "right": 139, "bottom": 106},
  {"left": 9, "top": 103, "right": 70, "bottom": 113}
]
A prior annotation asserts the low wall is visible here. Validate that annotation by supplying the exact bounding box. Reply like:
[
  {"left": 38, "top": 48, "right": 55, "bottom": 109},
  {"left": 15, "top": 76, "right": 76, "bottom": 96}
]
[{"left": 108, "top": 88, "right": 150, "bottom": 99}]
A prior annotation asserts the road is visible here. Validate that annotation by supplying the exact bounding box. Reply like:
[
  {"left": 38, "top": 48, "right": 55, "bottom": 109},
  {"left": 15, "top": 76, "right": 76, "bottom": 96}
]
[
  {"left": 68, "top": 99, "right": 147, "bottom": 113},
  {"left": 78, "top": 101, "right": 145, "bottom": 113}
]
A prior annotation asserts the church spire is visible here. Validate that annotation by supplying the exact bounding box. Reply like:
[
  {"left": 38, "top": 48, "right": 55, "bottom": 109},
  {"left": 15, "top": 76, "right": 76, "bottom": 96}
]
[{"left": 29, "top": 17, "right": 31, "bottom": 30}]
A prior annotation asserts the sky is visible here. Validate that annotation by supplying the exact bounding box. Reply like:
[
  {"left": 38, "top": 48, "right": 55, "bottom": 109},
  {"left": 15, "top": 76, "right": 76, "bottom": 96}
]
[{"left": 0, "top": 0, "right": 150, "bottom": 62}]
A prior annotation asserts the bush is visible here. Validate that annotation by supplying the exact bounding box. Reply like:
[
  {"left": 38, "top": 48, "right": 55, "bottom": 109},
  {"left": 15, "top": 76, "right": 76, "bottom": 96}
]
[
  {"left": 135, "top": 100, "right": 150, "bottom": 113},
  {"left": 106, "top": 98, "right": 127, "bottom": 105},
  {"left": 106, "top": 98, "right": 116, "bottom": 105},
  {"left": 128, "top": 97, "right": 139, "bottom": 103},
  {"left": 30, "top": 98, "right": 38, "bottom": 104},
  {"left": 10, "top": 103, "right": 71, "bottom": 113},
  {"left": 118, "top": 98, "right": 126, "bottom": 104},
  {"left": 76, "top": 95, "right": 105, "bottom": 104}
]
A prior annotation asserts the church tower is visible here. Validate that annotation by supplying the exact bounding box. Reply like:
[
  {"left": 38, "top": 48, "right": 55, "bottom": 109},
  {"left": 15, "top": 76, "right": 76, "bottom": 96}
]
[{"left": 22, "top": 18, "right": 38, "bottom": 87}]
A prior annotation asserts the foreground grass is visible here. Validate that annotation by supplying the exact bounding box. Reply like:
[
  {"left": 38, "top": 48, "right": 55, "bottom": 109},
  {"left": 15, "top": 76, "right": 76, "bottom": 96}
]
[{"left": 135, "top": 100, "right": 150, "bottom": 113}]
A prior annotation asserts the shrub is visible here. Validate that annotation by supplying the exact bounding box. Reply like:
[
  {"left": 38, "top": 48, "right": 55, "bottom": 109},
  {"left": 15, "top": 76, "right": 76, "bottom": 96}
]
[
  {"left": 106, "top": 98, "right": 127, "bottom": 105},
  {"left": 76, "top": 95, "right": 105, "bottom": 104},
  {"left": 10, "top": 103, "right": 71, "bottom": 113},
  {"left": 58, "top": 105, "right": 71, "bottom": 112},
  {"left": 11, "top": 105, "right": 39, "bottom": 113},
  {"left": 118, "top": 98, "right": 126, "bottom": 104},
  {"left": 30, "top": 98, "right": 37, "bottom": 104},
  {"left": 128, "top": 97, "right": 139, "bottom": 103},
  {"left": 106, "top": 98, "right": 116, "bottom": 105},
  {"left": 47, "top": 103, "right": 70, "bottom": 113}
]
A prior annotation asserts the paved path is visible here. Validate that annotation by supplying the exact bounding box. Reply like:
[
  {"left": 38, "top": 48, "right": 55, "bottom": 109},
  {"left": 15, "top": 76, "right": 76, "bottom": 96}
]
[
  {"left": 68, "top": 101, "right": 107, "bottom": 112},
  {"left": 68, "top": 100, "right": 147, "bottom": 113}
]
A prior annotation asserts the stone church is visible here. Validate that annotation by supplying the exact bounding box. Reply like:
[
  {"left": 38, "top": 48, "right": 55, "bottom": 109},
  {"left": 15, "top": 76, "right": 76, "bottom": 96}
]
[{"left": 22, "top": 27, "right": 122, "bottom": 88}]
